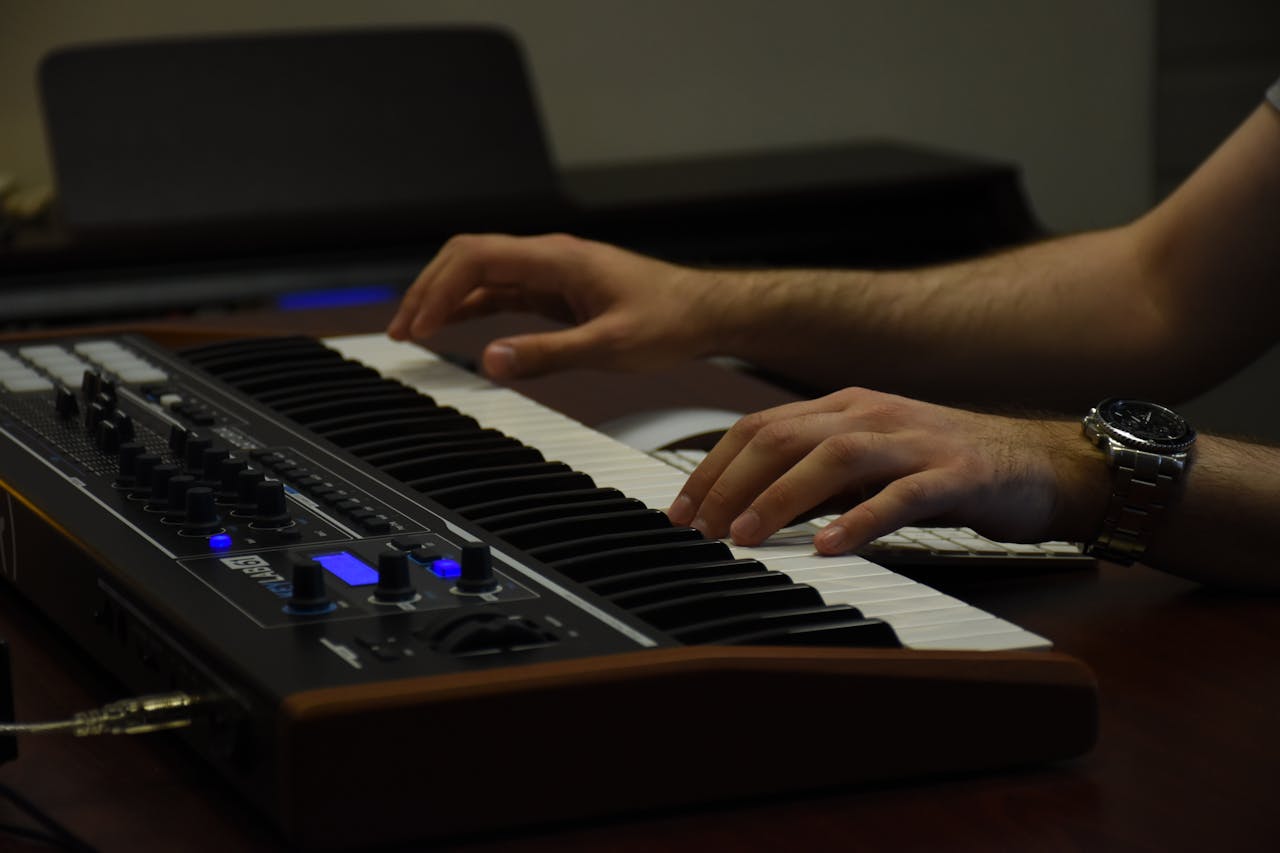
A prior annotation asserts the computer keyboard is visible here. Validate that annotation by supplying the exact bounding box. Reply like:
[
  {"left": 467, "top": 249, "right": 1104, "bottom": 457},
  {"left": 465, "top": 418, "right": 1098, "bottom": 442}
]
[{"left": 652, "top": 448, "right": 1094, "bottom": 572}]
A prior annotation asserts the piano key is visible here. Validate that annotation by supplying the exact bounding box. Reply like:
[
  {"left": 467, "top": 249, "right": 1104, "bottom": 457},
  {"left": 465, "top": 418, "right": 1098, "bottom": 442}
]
[
  {"left": 528, "top": 526, "right": 703, "bottom": 564},
  {"left": 606, "top": 569, "right": 791, "bottom": 610},
  {"left": 384, "top": 446, "right": 546, "bottom": 482},
  {"left": 234, "top": 362, "right": 383, "bottom": 395},
  {"left": 360, "top": 433, "right": 518, "bottom": 467},
  {"left": 321, "top": 413, "right": 479, "bottom": 447},
  {"left": 551, "top": 540, "right": 737, "bottom": 583},
  {"left": 429, "top": 471, "right": 596, "bottom": 509},
  {"left": 498, "top": 509, "right": 675, "bottom": 551},
  {"left": 480, "top": 498, "right": 649, "bottom": 532},
  {"left": 255, "top": 377, "right": 421, "bottom": 407},
  {"left": 629, "top": 584, "right": 826, "bottom": 631},
  {"left": 274, "top": 388, "right": 426, "bottom": 420},
  {"left": 409, "top": 461, "right": 573, "bottom": 494},
  {"left": 457, "top": 487, "right": 628, "bottom": 522},
  {"left": 584, "top": 559, "right": 770, "bottom": 596},
  {"left": 671, "top": 604, "right": 898, "bottom": 646}
]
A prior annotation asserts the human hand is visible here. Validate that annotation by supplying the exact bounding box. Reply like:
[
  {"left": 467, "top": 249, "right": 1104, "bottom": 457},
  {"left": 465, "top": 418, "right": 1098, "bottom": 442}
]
[
  {"left": 667, "top": 388, "right": 1105, "bottom": 554},
  {"left": 387, "top": 233, "right": 720, "bottom": 379}
]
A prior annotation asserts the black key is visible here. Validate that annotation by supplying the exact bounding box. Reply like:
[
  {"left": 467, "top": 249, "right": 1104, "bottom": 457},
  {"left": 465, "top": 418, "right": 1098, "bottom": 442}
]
[
  {"left": 479, "top": 497, "right": 645, "bottom": 531},
  {"left": 180, "top": 335, "right": 324, "bottom": 365},
  {"left": 672, "top": 604, "right": 901, "bottom": 647},
  {"left": 429, "top": 472, "right": 596, "bottom": 509},
  {"left": 530, "top": 527, "right": 705, "bottom": 565},
  {"left": 584, "top": 558, "right": 770, "bottom": 596},
  {"left": 497, "top": 509, "right": 672, "bottom": 551},
  {"left": 187, "top": 346, "right": 346, "bottom": 375},
  {"left": 233, "top": 363, "right": 383, "bottom": 395},
  {"left": 322, "top": 413, "right": 479, "bottom": 447},
  {"left": 711, "top": 617, "right": 901, "bottom": 648},
  {"left": 275, "top": 388, "right": 425, "bottom": 421},
  {"left": 256, "top": 377, "right": 425, "bottom": 408},
  {"left": 456, "top": 488, "right": 626, "bottom": 522},
  {"left": 383, "top": 446, "right": 545, "bottom": 482},
  {"left": 550, "top": 539, "right": 734, "bottom": 583},
  {"left": 409, "top": 462, "right": 572, "bottom": 494},
  {"left": 357, "top": 432, "right": 515, "bottom": 466},
  {"left": 629, "top": 584, "right": 825, "bottom": 631},
  {"left": 302, "top": 401, "right": 459, "bottom": 433},
  {"left": 607, "top": 569, "right": 792, "bottom": 610}
]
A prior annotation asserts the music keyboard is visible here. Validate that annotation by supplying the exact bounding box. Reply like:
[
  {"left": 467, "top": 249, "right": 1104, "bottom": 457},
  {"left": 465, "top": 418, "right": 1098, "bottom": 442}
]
[
  {"left": 325, "top": 334, "right": 1051, "bottom": 652},
  {"left": 0, "top": 330, "right": 1096, "bottom": 849}
]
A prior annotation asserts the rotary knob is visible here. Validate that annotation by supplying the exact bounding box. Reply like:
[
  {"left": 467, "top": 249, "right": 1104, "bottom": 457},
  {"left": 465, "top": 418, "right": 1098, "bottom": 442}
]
[
  {"left": 180, "top": 487, "right": 221, "bottom": 535},
  {"left": 129, "top": 453, "right": 162, "bottom": 499},
  {"left": 144, "top": 462, "right": 181, "bottom": 507},
  {"left": 286, "top": 554, "right": 333, "bottom": 615},
  {"left": 54, "top": 385, "right": 79, "bottom": 419},
  {"left": 252, "top": 480, "right": 292, "bottom": 528},
  {"left": 454, "top": 543, "right": 500, "bottom": 595},
  {"left": 163, "top": 474, "right": 197, "bottom": 523},
  {"left": 183, "top": 436, "right": 213, "bottom": 473},
  {"left": 216, "top": 458, "right": 248, "bottom": 502},
  {"left": 94, "top": 418, "right": 120, "bottom": 453},
  {"left": 374, "top": 551, "right": 416, "bottom": 603},
  {"left": 115, "top": 442, "right": 145, "bottom": 487},
  {"left": 235, "top": 469, "right": 265, "bottom": 513}
]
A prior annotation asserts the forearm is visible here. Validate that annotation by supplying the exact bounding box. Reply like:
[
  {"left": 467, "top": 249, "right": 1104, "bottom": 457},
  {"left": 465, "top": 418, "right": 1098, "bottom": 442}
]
[
  {"left": 704, "top": 226, "right": 1174, "bottom": 409},
  {"left": 1138, "top": 436, "right": 1280, "bottom": 590},
  {"left": 708, "top": 104, "right": 1280, "bottom": 409}
]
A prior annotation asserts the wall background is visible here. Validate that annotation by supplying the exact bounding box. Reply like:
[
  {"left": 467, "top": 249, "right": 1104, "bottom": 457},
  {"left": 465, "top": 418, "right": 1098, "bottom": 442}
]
[
  {"left": 2, "top": 0, "right": 1154, "bottom": 233},
  {"left": 2, "top": 0, "right": 1279, "bottom": 438}
]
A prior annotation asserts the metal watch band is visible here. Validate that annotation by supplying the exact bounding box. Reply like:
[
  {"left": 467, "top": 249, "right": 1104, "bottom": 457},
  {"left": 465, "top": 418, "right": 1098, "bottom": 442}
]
[{"left": 1085, "top": 446, "right": 1188, "bottom": 564}]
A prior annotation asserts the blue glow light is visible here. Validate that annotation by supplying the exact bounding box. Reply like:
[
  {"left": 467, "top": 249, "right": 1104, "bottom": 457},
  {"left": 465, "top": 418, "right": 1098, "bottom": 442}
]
[
  {"left": 209, "top": 533, "right": 233, "bottom": 550},
  {"left": 313, "top": 551, "right": 379, "bottom": 586},
  {"left": 431, "top": 558, "right": 462, "bottom": 579},
  {"left": 275, "top": 285, "right": 398, "bottom": 311}
]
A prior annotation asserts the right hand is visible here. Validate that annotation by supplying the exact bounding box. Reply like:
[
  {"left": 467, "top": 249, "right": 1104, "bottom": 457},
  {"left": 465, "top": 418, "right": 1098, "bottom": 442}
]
[{"left": 387, "top": 233, "right": 719, "bottom": 379}]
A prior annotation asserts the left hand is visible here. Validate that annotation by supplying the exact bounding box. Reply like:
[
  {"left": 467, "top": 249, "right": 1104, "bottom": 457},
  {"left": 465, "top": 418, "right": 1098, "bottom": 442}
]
[{"left": 666, "top": 388, "right": 1102, "bottom": 554}]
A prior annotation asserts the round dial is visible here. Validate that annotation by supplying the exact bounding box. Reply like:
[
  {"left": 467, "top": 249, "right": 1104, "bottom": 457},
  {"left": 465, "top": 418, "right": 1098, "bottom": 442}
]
[{"left": 1095, "top": 398, "right": 1195, "bottom": 451}]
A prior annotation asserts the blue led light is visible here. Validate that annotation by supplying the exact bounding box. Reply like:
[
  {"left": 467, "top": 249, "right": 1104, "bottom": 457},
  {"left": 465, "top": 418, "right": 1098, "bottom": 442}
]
[
  {"left": 275, "top": 285, "right": 398, "bottom": 311},
  {"left": 312, "top": 551, "right": 379, "bottom": 586},
  {"left": 209, "top": 533, "right": 233, "bottom": 550},
  {"left": 431, "top": 558, "right": 462, "bottom": 579}
]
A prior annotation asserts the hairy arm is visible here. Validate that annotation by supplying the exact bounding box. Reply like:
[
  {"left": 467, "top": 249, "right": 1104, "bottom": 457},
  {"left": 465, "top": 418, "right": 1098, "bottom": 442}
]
[{"left": 710, "top": 102, "right": 1280, "bottom": 408}]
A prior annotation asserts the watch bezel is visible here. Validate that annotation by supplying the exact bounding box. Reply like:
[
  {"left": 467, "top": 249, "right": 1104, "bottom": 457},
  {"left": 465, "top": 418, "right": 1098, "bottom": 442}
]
[{"left": 1085, "top": 398, "right": 1197, "bottom": 455}]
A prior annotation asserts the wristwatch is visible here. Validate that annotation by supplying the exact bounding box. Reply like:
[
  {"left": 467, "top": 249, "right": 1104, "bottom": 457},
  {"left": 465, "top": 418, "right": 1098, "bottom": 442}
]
[{"left": 1081, "top": 398, "right": 1196, "bottom": 565}]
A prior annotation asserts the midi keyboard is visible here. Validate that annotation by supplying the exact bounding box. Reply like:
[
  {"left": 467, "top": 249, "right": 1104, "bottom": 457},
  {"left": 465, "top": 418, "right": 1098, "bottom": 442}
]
[{"left": 0, "top": 331, "right": 1096, "bottom": 849}]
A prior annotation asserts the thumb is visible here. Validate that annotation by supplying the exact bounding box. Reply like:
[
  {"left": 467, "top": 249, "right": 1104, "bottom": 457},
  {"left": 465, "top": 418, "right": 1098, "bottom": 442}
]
[{"left": 480, "top": 324, "right": 608, "bottom": 379}]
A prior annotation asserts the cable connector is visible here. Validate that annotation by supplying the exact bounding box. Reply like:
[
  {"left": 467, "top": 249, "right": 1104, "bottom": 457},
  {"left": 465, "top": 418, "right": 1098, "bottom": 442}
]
[
  {"left": 70, "top": 691, "right": 209, "bottom": 736},
  {"left": 0, "top": 691, "right": 217, "bottom": 737}
]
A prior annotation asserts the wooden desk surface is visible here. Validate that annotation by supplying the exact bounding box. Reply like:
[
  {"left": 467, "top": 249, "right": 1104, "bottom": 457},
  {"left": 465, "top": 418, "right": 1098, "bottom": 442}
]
[{"left": 2, "top": 307, "right": 1278, "bottom": 852}]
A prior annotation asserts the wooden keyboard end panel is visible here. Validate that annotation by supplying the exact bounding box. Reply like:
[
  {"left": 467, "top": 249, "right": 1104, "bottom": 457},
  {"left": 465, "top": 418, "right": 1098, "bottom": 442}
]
[{"left": 277, "top": 645, "right": 1097, "bottom": 848}]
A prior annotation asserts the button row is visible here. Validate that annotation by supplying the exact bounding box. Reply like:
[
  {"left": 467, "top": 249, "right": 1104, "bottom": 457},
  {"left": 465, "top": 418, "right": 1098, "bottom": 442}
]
[{"left": 250, "top": 448, "right": 394, "bottom": 534}]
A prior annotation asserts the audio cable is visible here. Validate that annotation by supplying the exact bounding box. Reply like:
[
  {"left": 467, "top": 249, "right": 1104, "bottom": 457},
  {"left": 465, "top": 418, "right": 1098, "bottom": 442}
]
[{"left": 0, "top": 690, "right": 217, "bottom": 737}]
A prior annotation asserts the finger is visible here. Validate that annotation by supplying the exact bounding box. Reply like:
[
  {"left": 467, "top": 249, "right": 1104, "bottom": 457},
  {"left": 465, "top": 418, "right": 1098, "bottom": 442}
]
[
  {"left": 728, "top": 430, "right": 911, "bottom": 546},
  {"left": 479, "top": 318, "right": 621, "bottom": 379},
  {"left": 387, "top": 241, "right": 462, "bottom": 340},
  {"left": 813, "top": 469, "right": 968, "bottom": 555},
  {"left": 667, "top": 395, "right": 857, "bottom": 527},
  {"left": 403, "top": 234, "right": 576, "bottom": 342},
  {"left": 678, "top": 409, "right": 860, "bottom": 539}
]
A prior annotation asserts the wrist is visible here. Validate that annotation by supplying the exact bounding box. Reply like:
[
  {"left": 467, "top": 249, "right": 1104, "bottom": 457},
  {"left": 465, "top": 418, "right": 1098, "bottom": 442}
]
[{"left": 1041, "top": 419, "right": 1114, "bottom": 544}]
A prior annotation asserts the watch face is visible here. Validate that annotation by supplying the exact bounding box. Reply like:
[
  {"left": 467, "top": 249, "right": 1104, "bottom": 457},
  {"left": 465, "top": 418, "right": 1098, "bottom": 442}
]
[{"left": 1096, "top": 398, "right": 1196, "bottom": 450}]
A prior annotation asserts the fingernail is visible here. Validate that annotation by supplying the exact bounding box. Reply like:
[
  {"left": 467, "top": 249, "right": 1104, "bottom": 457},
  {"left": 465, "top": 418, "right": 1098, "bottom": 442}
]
[
  {"left": 730, "top": 509, "right": 760, "bottom": 543},
  {"left": 691, "top": 516, "right": 709, "bottom": 537},
  {"left": 668, "top": 494, "right": 694, "bottom": 525},
  {"left": 815, "top": 523, "right": 848, "bottom": 553},
  {"left": 484, "top": 343, "right": 517, "bottom": 378}
]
